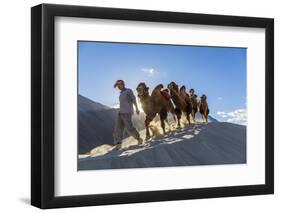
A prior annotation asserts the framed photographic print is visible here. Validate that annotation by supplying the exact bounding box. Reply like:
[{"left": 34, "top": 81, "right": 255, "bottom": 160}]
[{"left": 31, "top": 3, "right": 274, "bottom": 209}]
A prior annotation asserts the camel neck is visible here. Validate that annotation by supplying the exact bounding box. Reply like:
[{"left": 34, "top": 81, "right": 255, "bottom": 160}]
[
  {"left": 139, "top": 94, "right": 149, "bottom": 102},
  {"left": 170, "top": 89, "right": 178, "bottom": 97}
]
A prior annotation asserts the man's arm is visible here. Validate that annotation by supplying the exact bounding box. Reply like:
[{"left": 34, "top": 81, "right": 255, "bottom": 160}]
[{"left": 129, "top": 89, "right": 140, "bottom": 114}]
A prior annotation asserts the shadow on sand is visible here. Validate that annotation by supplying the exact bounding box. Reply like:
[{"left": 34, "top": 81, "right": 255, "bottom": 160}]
[{"left": 89, "top": 123, "right": 204, "bottom": 160}]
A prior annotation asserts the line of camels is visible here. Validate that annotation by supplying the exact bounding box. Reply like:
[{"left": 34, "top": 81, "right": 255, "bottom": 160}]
[{"left": 136, "top": 81, "right": 209, "bottom": 140}]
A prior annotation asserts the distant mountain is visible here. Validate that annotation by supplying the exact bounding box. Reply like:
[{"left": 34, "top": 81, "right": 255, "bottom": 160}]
[{"left": 79, "top": 95, "right": 110, "bottom": 112}]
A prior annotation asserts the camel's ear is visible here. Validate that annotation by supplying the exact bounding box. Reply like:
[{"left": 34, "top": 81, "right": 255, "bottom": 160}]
[{"left": 195, "top": 94, "right": 197, "bottom": 98}]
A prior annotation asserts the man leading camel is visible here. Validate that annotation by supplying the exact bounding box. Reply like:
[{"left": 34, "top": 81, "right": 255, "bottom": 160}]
[{"left": 113, "top": 80, "right": 143, "bottom": 150}]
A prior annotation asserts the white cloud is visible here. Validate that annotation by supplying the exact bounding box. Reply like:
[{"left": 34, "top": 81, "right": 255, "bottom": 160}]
[
  {"left": 141, "top": 68, "right": 159, "bottom": 77},
  {"left": 217, "top": 97, "right": 223, "bottom": 101},
  {"left": 217, "top": 109, "right": 247, "bottom": 125}
]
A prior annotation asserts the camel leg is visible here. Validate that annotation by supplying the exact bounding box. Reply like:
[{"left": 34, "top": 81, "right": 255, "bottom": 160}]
[
  {"left": 173, "top": 114, "right": 177, "bottom": 123},
  {"left": 160, "top": 119, "right": 166, "bottom": 134},
  {"left": 205, "top": 114, "right": 208, "bottom": 124},
  {"left": 145, "top": 117, "right": 152, "bottom": 140},
  {"left": 192, "top": 111, "right": 196, "bottom": 123},
  {"left": 176, "top": 114, "right": 181, "bottom": 128},
  {"left": 186, "top": 113, "right": 191, "bottom": 125},
  {"left": 171, "top": 113, "right": 177, "bottom": 129},
  {"left": 201, "top": 114, "right": 204, "bottom": 123},
  {"left": 175, "top": 108, "right": 181, "bottom": 128},
  {"left": 165, "top": 118, "right": 171, "bottom": 132},
  {"left": 160, "top": 108, "right": 168, "bottom": 134}
]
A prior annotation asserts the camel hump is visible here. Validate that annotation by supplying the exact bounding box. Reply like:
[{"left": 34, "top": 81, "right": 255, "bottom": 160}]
[
  {"left": 153, "top": 84, "right": 164, "bottom": 91},
  {"left": 150, "top": 84, "right": 163, "bottom": 97},
  {"left": 180, "top": 85, "right": 190, "bottom": 98},
  {"left": 137, "top": 82, "right": 147, "bottom": 88}
]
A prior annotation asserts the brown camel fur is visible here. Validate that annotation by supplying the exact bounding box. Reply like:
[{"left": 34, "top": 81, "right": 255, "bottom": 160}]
[
  {"left": 167, "top": 82, "right": 192, "bottom": 128},
  {"left": 179, "top": 85, "right": 192, "bottom": 124},
  {"left": 198, "top": 94, "right": 209, "bottom": 123},
  {"left": 189, "top": 88, "right": 198, "bottom": 122},
  {"left": 136, "top": 82, "right": 175, "bottom": 140}
]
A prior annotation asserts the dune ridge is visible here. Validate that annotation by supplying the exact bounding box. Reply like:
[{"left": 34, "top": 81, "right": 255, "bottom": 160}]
[{"left": 78, "top": 122, "right": 246, "bottom": 170}]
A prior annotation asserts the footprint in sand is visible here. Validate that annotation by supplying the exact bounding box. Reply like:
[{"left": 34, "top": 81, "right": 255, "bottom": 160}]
[
  {"left": 166, "top": 138, "right": 183, "bottom": 144},
  {"left": 194, "top": 130, "right": 200, "bottom": 135},
  {"left": 182, "top": 134, "right": 194, "bottom": 140}
]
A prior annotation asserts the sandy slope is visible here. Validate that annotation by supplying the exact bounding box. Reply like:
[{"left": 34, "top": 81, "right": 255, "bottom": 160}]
[
  {"left": 78, "top": 94, "right": 146, "bottom": 153},
  {"left": 78, "top": 121, "right": 246, "bottom": 170}
]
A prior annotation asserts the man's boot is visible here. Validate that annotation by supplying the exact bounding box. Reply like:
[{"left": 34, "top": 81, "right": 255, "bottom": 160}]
[
  {"left": 113, "top": 143, "right": 122, "bottom": 151},
  {"left": 137, "top": 137, "right": 143, "bottom": 145}
]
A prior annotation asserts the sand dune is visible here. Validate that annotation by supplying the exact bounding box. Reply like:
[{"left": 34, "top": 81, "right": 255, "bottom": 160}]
[
  {"left": 78, "top": 95, "right": 246, "bottom": 170},
  {"left": 78, "top": 94, "right": 215, "bottom": 154},
  {"left": 78, "top": 95, "right": 146, "bottom": 154},
  {"left": 78, "top": 121, "right": 246, "bottom": 170}
]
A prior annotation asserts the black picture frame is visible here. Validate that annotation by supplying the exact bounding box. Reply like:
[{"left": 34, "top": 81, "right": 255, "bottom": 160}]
[{"left": 31, "top": 3, "right": 274, "bottom": 209}]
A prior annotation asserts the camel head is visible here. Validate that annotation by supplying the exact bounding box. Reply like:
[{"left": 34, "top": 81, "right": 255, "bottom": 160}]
[
  {"left": 136, "top": 82, "right": 149, "bottom": 98},
  {"left": 180, "top": 85, "right": 186, "bottom": 93},
  {"left": 189, "top": 88, "right": 195, "bottom": 96},
  {"left": 200, "top": 94, "right": 207, "bottom": 102},
  {"left": 167, "top": 81, "right": 179, "bottom": 93}
]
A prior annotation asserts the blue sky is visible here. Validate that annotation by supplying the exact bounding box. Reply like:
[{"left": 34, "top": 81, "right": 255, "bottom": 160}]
[{"left": 78, "top": 41, "right": 247, "bottom": 124}]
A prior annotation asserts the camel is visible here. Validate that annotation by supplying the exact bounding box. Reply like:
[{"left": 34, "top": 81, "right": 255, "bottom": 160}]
[
  {"left": 198, "top": 94, "right": 209, "bottom": 123},
  {"left": 179, "top": 85, "right": 193, "bottom": 124},
  {"left": 136, "top": 83, "right": 175, "bottom": 140},
  {"left": 167, "top": 82, "right": 192, "bottom": 128},
  {"left": 189, "top": 88, "right": 198, "bottom": 123}
]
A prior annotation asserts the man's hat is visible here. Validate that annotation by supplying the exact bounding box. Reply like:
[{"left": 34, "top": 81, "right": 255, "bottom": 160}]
[{"left": 114, "top": 80, "right": 125, "bottom": 88}]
